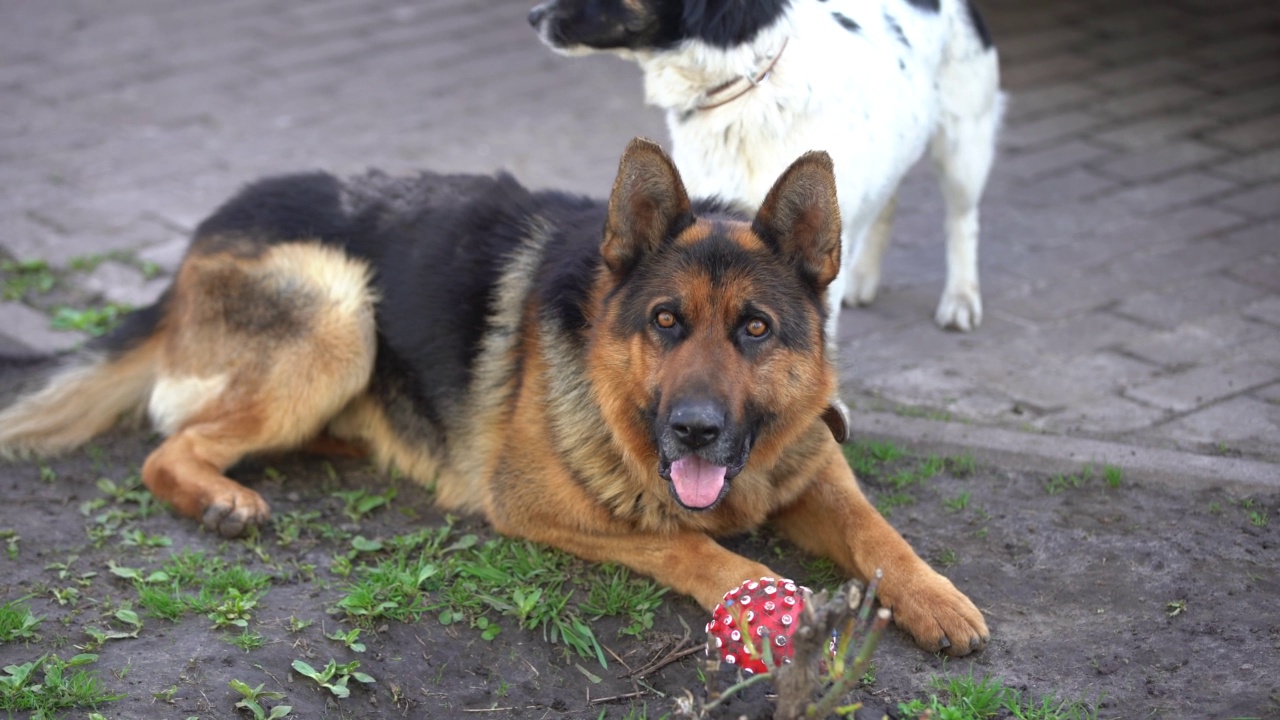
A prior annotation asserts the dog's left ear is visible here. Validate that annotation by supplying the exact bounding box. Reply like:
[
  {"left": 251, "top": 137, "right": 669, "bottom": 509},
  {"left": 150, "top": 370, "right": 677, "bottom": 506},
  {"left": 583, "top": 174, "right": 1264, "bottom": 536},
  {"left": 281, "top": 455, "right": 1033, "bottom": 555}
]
[
  {"left": 752, "top": 151, "right": 842, "bottom": 288},
  {"left": 602, "top": 138, "right": 693, "bottom": 275}
]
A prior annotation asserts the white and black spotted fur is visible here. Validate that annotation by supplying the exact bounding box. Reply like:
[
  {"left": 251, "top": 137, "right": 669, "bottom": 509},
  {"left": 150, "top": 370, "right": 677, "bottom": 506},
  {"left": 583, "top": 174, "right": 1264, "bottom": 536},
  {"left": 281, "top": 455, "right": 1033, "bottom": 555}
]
[{"left": 529, "top": 0, "right": 1004, "bottom": 335}]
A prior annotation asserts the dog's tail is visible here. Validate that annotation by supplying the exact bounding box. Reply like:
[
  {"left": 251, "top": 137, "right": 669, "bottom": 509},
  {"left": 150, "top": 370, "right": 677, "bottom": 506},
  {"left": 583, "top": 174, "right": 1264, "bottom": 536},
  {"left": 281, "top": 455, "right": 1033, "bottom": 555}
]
[{"left": 0, "top": 294, "right": 168, "bottom": 457}]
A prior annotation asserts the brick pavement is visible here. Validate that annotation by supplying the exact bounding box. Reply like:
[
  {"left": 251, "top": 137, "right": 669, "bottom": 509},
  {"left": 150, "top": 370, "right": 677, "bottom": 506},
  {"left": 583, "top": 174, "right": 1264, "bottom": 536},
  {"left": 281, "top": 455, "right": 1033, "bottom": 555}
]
[{"left": 1, "top": 0, "right": 1277, "bottom": 471}]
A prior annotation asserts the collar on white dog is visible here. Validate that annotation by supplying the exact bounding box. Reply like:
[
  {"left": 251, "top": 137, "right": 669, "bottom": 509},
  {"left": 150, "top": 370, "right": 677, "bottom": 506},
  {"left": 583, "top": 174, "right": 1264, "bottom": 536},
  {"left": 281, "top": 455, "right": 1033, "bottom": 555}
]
[{"left": 696, "top": 38, "right": 789, "bottom": 112}]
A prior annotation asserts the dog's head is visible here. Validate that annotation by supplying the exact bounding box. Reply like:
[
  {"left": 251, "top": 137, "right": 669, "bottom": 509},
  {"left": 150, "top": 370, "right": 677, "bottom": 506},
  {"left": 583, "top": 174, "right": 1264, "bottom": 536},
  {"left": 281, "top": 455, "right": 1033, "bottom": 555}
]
[
  {"left": 589, "top": 138, "right": 840, "bottom": 512},
  {"left": 528, "top": 0, "right": 790, "bottom": 54}
]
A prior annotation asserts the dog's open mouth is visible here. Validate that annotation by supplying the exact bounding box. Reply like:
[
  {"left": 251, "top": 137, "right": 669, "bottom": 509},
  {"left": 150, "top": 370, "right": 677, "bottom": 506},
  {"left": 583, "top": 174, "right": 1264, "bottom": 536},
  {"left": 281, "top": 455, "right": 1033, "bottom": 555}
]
[{"left": 669, "top": 456, "right": 729, "bottom": 509}]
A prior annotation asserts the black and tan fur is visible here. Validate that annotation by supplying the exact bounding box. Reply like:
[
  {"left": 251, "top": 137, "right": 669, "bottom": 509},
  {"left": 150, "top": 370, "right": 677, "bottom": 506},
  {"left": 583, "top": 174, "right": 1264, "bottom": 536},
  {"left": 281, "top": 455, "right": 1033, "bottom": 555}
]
[{"left": 0, "top": 139, "right": 987, "bottom": 655}]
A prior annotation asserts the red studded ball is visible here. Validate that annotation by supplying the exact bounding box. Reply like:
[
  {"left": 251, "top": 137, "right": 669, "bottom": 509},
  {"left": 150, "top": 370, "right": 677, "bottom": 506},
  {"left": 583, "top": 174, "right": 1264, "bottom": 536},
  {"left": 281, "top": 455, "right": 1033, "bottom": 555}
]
[{"left": 704, "top": 577, "right": 810, "bottom": 675}]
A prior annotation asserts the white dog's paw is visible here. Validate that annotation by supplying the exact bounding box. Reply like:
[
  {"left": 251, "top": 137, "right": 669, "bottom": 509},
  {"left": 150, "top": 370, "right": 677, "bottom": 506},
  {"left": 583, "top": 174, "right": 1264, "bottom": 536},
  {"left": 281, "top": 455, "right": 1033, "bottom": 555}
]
[
  {"left": 935, "top": 288, "right": 983, "bottom": 331},
  {"left": 843, "top": 268, "right": 881, "bottom": 308}
]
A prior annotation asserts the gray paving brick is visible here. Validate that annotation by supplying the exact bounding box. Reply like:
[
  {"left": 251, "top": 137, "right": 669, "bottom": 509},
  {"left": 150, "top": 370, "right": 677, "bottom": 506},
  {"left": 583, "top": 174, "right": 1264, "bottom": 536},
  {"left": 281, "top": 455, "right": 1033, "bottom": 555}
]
[
  {"left": 1153, "top": 396, "right": 1280, "bottom": 456},
  {"left": 1000, "top": 269, "right": 1132, "bottom": 322},
  {"left": 1114, "top": 275, "right": 1269, "bottom": 330},
  {"left": 1207, "top": 112, "right": 1280, "bottom": 152},
  {"left": 1197, "top": 83, "right": 1280, "bottom": 124},
  {"left": 997, "top": 351, "right": 1159, "bottom": 411},
  {"left": 1036, "top": 396, "right": 1168, "bottom": 435},
  {"left": 1096, "top": 84, "right": 1209, "bottom": 121},
  {"left": 1002, "top": 110, "right": 1110, "bottom": 151},
  {"left": 1214, "top": 182, "right": 1280, "bottom": 219},
  {"left": 1217, "top": 219, "right": 1280, "bottom": 253},
  {"left": 1105, "top": 171, "right": 1238, "bottom": 214},
  {"left": 1104, "top": 237, "right": 1258, "bottom": 290},
  {"left": 1002, "top": 54, "right": 1101, "bottom": 92},
  {"left": 1089, "top": 58, "right": 1194, "bottom": 93},
  {"left": 1211, "top": 147, "right": 1280, "bottom": 183},
  {"left": 1088, "top": 112, "right": 1221, "bottom": 151},
  {"left": 0, "top": 301, "right": 86, "bottom": 354},
  {"left": 1229, "top": 254, "right": 1280, "bottom": 293},
  {"left": 1242, "top": 296, "right": 1280, "bottom": 328},
  {"left": 1002, "top": 140, "right": 1113, "bottom": 179},
  {"left": 1122, "top": 314, "right": 1276, "bottom": 368},
  {"left": 1195, "top": 58, "right": 1280, "bottom": 93},
  {"left": 1127, "top": 359, "right": 1280, "bottom": 413},
  {"left": 1003, "top": 167, "right": 1120, "bottom": 206},
  {"left": 1004, "top": 82, "right": 1101, "bottom": 122},
  {"left": 1111, "top": 272, "right": 1269, "bottom": 330},
  {"left": 1092, "top": 140, "right": 1224, "bottom": 181}
]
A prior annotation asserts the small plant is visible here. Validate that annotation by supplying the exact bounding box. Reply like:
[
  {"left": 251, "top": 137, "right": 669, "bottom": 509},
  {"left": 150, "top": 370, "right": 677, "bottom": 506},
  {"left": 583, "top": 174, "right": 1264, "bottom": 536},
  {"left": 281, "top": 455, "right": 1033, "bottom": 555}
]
[
  {"left": 0, "top": 259, "right": 56, "bottom": 300},
  {"left": 291, "top": 659, "right": 375, "bottom": 699},
  {"left": 1166, "top": 599, "right": 1187, "bottom": 617},
  {"left": 230, "top": 679, "right": 291, "bottom": 719},
  {"left": 898, "top": 672, "right": 1097, "bottom": 720},
  {"left": 50, "top": 303, "right": 132, "bottom": 337},
  {"left": 0, "top": 598, "right": 44, "bottom": 643},
  {"left": 0, "top": 653, "right": 123, "bottom": 716},
  {"left": 226, "top": 628, "right": 267, "bottom": 652},
  {"left": 947, "top": 452, "right": 977, "bottom": 477},
  {"left": 332, "top": 486, "right": 398, "bottom": 523},
  {"left": 286, "top": 616, "right": 314, "bottom": 634},
  {"left": 1249, "top": 510, "right": 1270, "bottom": 528},
  {"left": 935, "top": 548, "right": 959, "bottom": 568},
  {"left": 943, "top": 492, "right": 971, "bottom": 512},
  {"left": 1, "top": 530, "right": 19, "bottom": 561},
  {"left": 206, "top": 588, "right": 260, "bottom": 630},
  {"left": 83, "top": 608, "right": 143, "bottom": 648},
  {"left": 1103, "top": 465, "right": 1122, "bottom": 488},
  {"left": 327, "top": 627, "right": 367, "bottom": 653}
]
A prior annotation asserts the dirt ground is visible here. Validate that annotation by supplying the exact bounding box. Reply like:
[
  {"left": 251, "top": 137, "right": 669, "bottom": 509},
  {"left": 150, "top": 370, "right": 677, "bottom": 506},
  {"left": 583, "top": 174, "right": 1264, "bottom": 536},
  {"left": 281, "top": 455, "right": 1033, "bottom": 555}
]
[{"left": 1, "top": 429, "right": 1277, "bottom": 720}]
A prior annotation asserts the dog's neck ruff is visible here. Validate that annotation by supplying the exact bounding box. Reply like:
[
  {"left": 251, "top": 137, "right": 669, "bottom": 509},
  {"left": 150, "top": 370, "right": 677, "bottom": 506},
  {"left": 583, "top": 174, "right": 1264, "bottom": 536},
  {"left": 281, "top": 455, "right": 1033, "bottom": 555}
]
[{"left": 695, "top": 37, "right": 788, "bottom": 112}]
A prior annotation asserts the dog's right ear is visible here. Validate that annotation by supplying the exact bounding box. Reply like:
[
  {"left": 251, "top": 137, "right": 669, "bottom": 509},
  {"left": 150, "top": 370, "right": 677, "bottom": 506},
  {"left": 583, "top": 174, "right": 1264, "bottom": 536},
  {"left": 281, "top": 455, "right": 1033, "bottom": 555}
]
[
  {"left": 602, "top": 138, "right": 693, "bottom": 275},
  {"left": 752, "top": 151, "right": 842, "bottom": 289}
]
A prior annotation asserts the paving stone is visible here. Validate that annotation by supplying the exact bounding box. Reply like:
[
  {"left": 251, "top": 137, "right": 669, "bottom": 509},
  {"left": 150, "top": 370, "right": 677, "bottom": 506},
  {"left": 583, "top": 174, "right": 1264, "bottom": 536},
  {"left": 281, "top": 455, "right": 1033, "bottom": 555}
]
[
  {"left": 79, "top": 260, "right": 166, "bottom": 308},
  {"left": 1000, "top": 269, "right": 1132, "bottom": 322},
  {"left": 1242, "top": 296, "right": 1280, "bottom": 328},
  {"left": 1105, "top": 172, "right": 1238, "bottom": 214},
  {"left": 1211, "top": 147, "right": 1280, "bottom": 183},
  {"left": 1195, "top": 57, "right": 1280, "bottom": 93},
  {"left": 1154, "top": 396, "right": 1280, "bottom": 455},
  {"left": 1095, "top": 84, "right": 1209, "bottom": 122},
  {"left": 1035, "top": 395, "right": 1168, "bottom": 435},
  {"left": 1001, "top": 110, "right": 1111, "bottom": 151},
  {"left": 1088, "top": 58, "right": 1195, "bottom": 93},
  {"left": 1092, "top": 141, "right": 1224, "bottom": 182},
  {"left": 1207, "top": 112, "right": 1280, "bottom": 152},
  {"left": 1003, "top": 82, "right": 1101, "bottom": 122},
  {"left": 0, "top": 301, "right": 86, "bottom": 354},
  {"left": 1126, "top": 360, "right": 1280, "bottom": 413},
  {"left": 1121, "top": 314, "right": 1276, "bottom": 368},
  {"left": 1113, "top": 275, "right": 1269, "bottom": 330},
  {"left": 1103, "top": 238, "right": 1258, "bottom": 291},
  {"left": 1088, "top": 112, "right": 1221, "bottom": 151},
  {"left": 1001, "top": 54, "right": 1101, "bottom": 91},
  {"left": 1214, "top": 182, "right": 1280, "bottom": 219},
  {"left": 995, "top": 351, "right": 1159, "bottom": 411},
  {"left": 1229, "top": 254, "right": 1280, "bottom": 293},
  {"left": 1002, "top": 140, "right": 1113, "bottom": 179}
]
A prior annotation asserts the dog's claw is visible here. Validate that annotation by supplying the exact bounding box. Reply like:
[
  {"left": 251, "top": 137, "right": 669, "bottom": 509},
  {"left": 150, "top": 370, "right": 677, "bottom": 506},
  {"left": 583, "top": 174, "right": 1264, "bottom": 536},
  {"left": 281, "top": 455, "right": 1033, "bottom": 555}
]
[
  {"left": 200, "top": 493, "right": 270, "bottom": 538},
  {"left": 935, "top": 288, "right": 982, "bottom": 331}
]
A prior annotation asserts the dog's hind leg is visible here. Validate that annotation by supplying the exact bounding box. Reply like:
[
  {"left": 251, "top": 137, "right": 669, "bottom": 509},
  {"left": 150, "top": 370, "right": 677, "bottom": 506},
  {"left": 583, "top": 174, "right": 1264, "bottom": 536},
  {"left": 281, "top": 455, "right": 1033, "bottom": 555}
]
[
  {"left": 142, "top": 243, "right": 377, "bottom": 536},
  {"left": 930, "top": 43, "right": 1003, "bottom": 331},
  {"left": 841, "top": 195, "right": 898, "bottom": 310}
]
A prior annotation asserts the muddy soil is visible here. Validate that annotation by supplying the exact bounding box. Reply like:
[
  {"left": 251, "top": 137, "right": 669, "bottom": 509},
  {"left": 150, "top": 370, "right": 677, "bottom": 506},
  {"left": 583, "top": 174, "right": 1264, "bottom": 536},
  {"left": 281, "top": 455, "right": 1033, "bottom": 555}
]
[{"left": 1, "top": 430, "right": 1277, "bottom": 719}]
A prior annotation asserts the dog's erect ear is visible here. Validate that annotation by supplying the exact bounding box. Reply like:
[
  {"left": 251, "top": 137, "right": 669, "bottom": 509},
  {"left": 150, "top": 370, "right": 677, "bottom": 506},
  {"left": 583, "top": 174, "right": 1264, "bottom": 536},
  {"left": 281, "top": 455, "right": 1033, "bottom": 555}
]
[
  {"left": 752, "top": 151, "right": 842, "bottom": 288},
  {"left": 602, "top": 138, "right": 693, "bottom": 274}
]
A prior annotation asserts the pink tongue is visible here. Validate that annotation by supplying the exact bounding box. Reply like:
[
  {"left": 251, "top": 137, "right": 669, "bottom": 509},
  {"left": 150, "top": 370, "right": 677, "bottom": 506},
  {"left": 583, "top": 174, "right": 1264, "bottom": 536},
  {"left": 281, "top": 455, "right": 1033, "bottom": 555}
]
[{"left": 670, "top": 456, "right": 728, "bottom": 508}]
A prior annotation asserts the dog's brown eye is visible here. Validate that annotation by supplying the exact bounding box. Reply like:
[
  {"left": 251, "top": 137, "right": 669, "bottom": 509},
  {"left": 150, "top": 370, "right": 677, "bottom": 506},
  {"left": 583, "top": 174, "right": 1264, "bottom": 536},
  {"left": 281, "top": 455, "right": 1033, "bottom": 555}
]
[
  {"left": 655, "top": 310, "right": 677, "bottom": 329},
  {"left": 745, "top": 319, "right": 768, "bottom": 337}
]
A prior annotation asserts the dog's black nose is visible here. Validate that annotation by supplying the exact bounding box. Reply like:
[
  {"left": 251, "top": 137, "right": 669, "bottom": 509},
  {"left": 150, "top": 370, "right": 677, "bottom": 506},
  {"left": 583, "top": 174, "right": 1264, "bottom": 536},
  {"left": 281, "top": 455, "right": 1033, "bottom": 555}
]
[
  {"left": 670, "top": 400, "right": 724, "bottom": 449},
  {"left": 528, "top": 4, "right": 547, "bottom": 27}
]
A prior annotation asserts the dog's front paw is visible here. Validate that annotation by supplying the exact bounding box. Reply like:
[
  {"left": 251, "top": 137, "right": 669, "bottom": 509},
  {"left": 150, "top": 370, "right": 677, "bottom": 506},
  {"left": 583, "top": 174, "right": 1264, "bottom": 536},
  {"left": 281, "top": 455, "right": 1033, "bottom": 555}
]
[
  {"left": 885, "top": 570, "right": 988, "bottom": 657},
  {"left": 935, "top": 288, "right": 983, "bottom": 331},
  {"left": 199, "top": 486, "right": 271, "bottom": 538}
]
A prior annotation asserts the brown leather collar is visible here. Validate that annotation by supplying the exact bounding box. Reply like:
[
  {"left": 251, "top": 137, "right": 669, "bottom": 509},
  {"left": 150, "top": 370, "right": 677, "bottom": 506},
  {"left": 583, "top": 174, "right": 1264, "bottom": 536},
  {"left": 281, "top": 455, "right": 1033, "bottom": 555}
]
[{"left": 695, "top": 38, "right": 789, "bottom": 112}]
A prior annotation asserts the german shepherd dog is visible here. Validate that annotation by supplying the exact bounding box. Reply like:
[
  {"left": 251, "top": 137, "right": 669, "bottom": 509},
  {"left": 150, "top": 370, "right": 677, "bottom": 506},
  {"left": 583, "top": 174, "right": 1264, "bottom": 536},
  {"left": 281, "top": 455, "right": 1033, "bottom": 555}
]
[{"left": 0, "top": 139, "right": 987, "bottom": 656}]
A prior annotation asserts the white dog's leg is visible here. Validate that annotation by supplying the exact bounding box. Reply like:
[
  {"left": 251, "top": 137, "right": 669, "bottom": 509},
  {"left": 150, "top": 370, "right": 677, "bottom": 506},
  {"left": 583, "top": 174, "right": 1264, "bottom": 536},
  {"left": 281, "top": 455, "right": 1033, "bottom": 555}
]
[
  {"left": 930, "top": 46, "right": 1003, "bottom": 332},
  {"left": 842, "top": 195, "right": 896, "bottom": 309}
]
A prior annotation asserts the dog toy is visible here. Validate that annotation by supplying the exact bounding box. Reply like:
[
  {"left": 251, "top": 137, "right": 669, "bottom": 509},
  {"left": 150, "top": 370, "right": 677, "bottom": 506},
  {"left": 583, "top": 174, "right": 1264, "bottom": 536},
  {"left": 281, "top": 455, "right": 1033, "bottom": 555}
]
[{"left": 705, "top": 577, "right": 810, "bottom": 674}]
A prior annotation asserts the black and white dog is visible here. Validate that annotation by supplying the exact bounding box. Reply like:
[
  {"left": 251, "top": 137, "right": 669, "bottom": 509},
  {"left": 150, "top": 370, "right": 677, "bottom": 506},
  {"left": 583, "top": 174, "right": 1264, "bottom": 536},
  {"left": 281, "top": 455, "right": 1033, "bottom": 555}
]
[{"left": 529, "top": 0, "right": 1003, "bottom": 335}]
